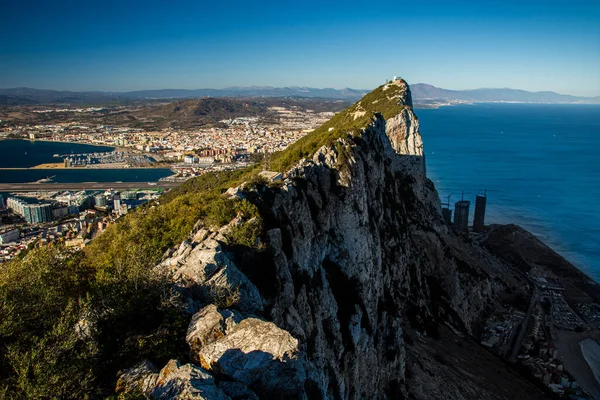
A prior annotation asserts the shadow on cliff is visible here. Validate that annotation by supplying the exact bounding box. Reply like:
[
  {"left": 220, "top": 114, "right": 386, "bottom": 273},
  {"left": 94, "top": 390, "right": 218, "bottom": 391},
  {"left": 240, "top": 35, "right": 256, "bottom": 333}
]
[{"left": 224, "top": 243, "right": 281, "bottom": 303}]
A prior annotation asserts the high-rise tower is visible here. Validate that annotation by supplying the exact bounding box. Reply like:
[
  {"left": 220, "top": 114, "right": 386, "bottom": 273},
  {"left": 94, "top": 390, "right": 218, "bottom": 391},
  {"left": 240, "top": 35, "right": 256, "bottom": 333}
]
[
  {"left": 454, "top": 200, "right": 470, "bottom": 232},
  {"left": 473, "top": 194, "right": 487, "bottom": 232}
]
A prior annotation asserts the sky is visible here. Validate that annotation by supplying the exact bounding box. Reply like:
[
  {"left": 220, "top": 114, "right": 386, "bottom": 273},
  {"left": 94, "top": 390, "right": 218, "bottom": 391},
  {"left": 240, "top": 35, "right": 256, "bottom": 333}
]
[{"left": 1, "top": 0, "right": 599, "bottom": 96}]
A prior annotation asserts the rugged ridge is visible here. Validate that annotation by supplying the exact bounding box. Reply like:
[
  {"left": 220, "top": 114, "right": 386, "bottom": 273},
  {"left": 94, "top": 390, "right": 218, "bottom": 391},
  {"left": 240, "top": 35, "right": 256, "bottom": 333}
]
[{"left": 118, "top": 80, "right": 549, "bottom": 399}]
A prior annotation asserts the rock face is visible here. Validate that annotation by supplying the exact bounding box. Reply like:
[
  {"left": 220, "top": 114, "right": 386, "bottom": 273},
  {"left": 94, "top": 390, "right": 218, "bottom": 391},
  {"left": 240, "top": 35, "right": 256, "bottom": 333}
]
[
  {"left": 259, "top": 116, "right": 517, "bottom": 398},
  {"left": 119, "top": 80, "right": 548, "bottom": 399},
  {"left": 388, "top": 107, "right": 423, "bottom": 155}
]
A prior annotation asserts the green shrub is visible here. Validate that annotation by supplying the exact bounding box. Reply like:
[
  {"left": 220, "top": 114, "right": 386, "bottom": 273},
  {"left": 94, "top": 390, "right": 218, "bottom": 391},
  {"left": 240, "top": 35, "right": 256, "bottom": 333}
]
[{"left": 3, "top": 300, "right": 97, "bottom": 399}]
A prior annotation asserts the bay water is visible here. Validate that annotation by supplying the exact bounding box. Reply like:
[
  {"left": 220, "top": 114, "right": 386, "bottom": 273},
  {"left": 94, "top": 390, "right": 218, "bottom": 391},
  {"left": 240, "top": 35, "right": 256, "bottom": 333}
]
[{"left": 0, "top": 139, "right": 172, "bottom": 183}]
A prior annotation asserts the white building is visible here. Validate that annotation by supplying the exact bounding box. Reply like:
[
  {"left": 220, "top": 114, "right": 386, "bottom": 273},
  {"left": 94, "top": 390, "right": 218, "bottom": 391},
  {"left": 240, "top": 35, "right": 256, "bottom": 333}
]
[{"left": 184, "top": 155, "right": 198, "bottom": 164}]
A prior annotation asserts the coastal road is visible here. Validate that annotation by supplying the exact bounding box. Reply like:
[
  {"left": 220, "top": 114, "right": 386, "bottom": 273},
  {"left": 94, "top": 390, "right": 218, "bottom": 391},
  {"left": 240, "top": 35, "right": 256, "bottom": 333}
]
[{"left": 0, "top": 181, "right": 183, "bottom": 192}]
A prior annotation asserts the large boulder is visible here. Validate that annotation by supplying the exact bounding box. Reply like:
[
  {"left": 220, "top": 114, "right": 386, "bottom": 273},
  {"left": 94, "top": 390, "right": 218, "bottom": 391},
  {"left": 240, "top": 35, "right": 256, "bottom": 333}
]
[
  {"left": 149, "top": 359, "right": 230, "bottom": 400},
  {"left": 197, "top": 318, "right": 305, "bottom": 398},
  {"left": 155, "top": 238, "right": 263, "bottom": 313}
]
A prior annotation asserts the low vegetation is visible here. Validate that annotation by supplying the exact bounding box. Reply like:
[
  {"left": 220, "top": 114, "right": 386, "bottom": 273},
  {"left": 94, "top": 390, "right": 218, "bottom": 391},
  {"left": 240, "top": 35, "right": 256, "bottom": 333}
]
[
  {"left": 0, "top": 174, "right": 263, "bottom": 398},
  {"left": 268, "top": 81, "right": 407, "bottom": 172}
]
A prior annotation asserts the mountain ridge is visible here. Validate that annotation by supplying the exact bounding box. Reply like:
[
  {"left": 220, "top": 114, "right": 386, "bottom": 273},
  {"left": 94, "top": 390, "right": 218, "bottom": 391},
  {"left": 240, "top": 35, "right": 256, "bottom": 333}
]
[
  {"left": 1, "top": 84, "right": 598, "bottom": 106},
  {"left": 411, "top": 83, "right": 600, "bottom": 103},
  {"left": 113, "top": 79, "right": 551, "bottom": 398}
]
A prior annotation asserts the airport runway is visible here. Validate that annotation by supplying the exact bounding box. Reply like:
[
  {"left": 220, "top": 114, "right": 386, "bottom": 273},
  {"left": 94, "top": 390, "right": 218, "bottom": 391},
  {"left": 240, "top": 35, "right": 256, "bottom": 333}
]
[{"left": 0, "top": 181, "right": 183, "bottom": 192}]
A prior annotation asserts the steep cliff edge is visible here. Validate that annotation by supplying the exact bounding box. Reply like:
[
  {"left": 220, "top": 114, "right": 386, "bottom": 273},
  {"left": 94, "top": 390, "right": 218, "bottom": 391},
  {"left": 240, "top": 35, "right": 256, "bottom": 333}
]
[{"left": 119, "top": 80, "right": 549, "bottom": 399}]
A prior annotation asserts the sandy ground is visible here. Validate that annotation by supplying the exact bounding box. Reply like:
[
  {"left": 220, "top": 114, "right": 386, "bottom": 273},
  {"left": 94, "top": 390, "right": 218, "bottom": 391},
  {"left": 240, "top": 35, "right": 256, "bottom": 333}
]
[
  {"left": 31, "top": 163, "right": 65, "bottom": 169},
  {"left": 553, "top": 329, "right": 600, "bottom": 399}
]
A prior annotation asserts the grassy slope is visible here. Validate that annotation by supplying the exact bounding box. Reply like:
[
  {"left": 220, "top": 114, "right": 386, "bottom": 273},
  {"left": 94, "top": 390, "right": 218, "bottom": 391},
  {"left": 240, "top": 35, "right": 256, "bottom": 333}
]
[{"left": 168, "top": 80, "right": 409, "bottom": 199}]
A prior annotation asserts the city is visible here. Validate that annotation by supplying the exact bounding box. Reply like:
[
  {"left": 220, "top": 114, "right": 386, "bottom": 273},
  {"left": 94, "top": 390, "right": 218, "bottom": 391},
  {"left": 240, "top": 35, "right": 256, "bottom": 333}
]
[
  {"left": 0, "top": 189, "right": 162, "bottom": 262},
  {"left": 0, "top": 102, "right": 337, "bottom": 179},
  {"left": 0, "top": 101, "right": 338, "bottom": 262}
]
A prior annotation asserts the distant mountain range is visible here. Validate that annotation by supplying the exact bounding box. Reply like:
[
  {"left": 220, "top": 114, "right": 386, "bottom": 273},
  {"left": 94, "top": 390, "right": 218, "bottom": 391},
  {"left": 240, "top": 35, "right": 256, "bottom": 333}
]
[
  {"left": 0, "top": 84, "right": 598, "bottom": 106},
  {"left": 0, "top": 87, "right": 367, "bottom": 106},
  {"left": 410, "top": 84, "right": 600, "bottom": 104}
]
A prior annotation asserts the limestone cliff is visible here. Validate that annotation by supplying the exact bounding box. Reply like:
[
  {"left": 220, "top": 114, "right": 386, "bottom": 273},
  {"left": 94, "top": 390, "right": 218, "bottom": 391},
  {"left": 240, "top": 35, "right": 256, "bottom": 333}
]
[{"left": 118, "top": 80, "right": 549, "bottom": 399}]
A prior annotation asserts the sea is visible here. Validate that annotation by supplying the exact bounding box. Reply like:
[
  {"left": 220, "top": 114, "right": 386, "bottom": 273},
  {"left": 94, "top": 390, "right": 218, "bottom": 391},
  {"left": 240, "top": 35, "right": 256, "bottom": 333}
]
[
  {"left": 0, "top": 139, "right": 173, "bottom": 183},
  {"left": 1, "top": 104, "right": 599, "bottom": 281},
  {"left": 418, "top": 103, "right": 600, "bottom": 282}
]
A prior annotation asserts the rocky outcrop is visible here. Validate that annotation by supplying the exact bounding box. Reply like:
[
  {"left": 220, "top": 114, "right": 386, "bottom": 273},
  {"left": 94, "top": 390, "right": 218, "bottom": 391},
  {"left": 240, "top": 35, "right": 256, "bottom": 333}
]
[
  {"left": 186, "top": 305, "right": 242, "bottom": 357},
  {"left": 116, "top": 360, "right": 159, "bottom": 396},
  {"left": 257, "top": 116, "right": 517, "bottom": 397},
  {"left": 154, "top": 237, "right": 263, "bottom": 313},
  {"left": 117, "top": 359, "right": 231, "bottom": 400},
  {"left": 150, "top": 360, "right": 230, "bottom": 400},
  {"left": 198, "top": 318, "right": 305, "bottom": 398},
  {"left": 119, "top": 80, "right": 548, "bottom": 399}
]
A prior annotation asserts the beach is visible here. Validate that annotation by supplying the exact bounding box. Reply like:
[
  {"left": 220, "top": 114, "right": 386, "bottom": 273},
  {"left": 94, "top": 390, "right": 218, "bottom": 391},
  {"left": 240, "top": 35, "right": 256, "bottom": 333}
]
[{"left": 553, "top": 330, "right": 600, "bottom": 398}]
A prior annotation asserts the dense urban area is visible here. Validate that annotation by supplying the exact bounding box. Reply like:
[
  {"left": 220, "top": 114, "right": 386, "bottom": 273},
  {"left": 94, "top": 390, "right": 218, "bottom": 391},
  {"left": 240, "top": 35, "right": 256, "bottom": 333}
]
[
  {"left": 0, "top": 100, "right": 338, "bottom": 261},
  {"left": 0, "top": 101, "right": 337, "bottom": 178}
]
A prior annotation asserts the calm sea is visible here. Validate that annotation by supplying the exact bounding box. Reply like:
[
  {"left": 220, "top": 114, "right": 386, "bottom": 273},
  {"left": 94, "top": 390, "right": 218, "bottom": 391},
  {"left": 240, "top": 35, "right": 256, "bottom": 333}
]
[
  {"left": 418, "top": 104, "right": 600, "bottom": 282},
  {"left": 0, "top": 139, "right": 172, "bottom": 183}
]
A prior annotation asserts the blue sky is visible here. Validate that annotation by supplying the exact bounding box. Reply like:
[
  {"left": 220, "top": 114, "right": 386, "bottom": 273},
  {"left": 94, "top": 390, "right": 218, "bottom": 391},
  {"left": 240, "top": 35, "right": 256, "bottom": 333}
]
[{"left": 1, "top": 0, "right": 599, "bottom": 95}]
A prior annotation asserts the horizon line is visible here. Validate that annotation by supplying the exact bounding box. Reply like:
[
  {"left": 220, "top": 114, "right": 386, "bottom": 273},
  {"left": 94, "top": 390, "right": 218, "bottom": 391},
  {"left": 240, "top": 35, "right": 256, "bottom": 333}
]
[{"left": 0, "top": 84, "right": 598, "bottom": 99}]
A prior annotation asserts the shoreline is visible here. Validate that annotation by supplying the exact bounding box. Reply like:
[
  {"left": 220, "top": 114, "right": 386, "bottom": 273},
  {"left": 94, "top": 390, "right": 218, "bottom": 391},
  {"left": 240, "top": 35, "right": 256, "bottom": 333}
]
[
  {"left": 0, "top": 139, "right": 173, "bottom": 171},
  {"left": 483, "top": 224, "right": 600, "bottom": 396},
  {"left": 553, "top": 330, "right": 600, "bottom": 399},
  {"left": 581, "top": 338, "right": 600, "bottom": 386},
  {"left": 0, "top": 165, "right": 174, "bottom": 171},
  {"left": 0, "top": 137, "right": 116, "bottom": 150}
]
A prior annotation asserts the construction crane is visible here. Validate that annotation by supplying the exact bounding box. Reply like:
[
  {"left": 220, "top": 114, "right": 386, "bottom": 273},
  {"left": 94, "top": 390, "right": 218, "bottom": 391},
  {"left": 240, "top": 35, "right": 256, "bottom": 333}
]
[
  {"left": 477, "top": 188, "right": 499, "bottom": 196},
  {"left": 442, "top": 193, "right": 453, "bottom": 208}
]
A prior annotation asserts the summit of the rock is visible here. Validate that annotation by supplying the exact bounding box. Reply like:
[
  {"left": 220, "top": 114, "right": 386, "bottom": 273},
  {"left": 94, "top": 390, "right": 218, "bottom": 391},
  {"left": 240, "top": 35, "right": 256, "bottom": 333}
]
[{"left": 265, "top": 78, "right": 422, "bottom": 175}]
